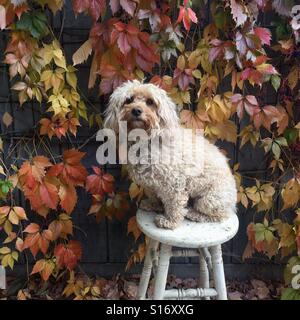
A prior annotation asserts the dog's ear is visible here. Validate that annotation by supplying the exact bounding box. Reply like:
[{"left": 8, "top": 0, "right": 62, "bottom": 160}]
[
  {"left": 156, "top": 88, "right": 179, "bottom": 129},
  {"left": 104, "top": 93, "right": 119, "bottom": 132}
]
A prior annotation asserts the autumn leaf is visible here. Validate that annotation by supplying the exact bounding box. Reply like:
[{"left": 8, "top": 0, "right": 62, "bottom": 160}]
[
  {"left": 252, "top": 105, "right": 280, "bottom": 131},
  {"left": 180, "top": 109, "right": 209, "bottom": 130},
  {"left": 23, "top": 224, "right": 53, "bottom": 257},
  {"left": 48, "top": 149, "right": 87, "bottom": 186},
  {"left": 59, "top": 184, "right": 77, "bottom": 214},
  {"left": 127, "top": 216, "right": 141, "bottom": 242},
  {"left": 110, "top": 21, "right": 159, "bottom": 72},
  {"left": 72, "top": 39, "right": 92, "bottom": 66},
  {"left": 109, "top": 0, "right": 137, "bottom": 17},
  {"left": 176, "top": 1, "right": 198, "bottom": 31},
  {"left": 254, "top": 27, "right": 271, "bottom": 46},
  {"left": 0, "top": 247, "right": 18, "bottom": 269},
  {"left": 205, "top": 120, "right": 237, "bottom": 143},
  {"left": 231, "top": 94, "right": 260, "bottom": 119},
  {"left": 239, "top": 124, "right": 259, "bottom": 148},
  {"left": 19, "top": 156, "right": 52, "bottom": 187},
  {"left": 72, "top": 0, "right": 106, "bottom": 22},
  {"left": 128, "top": 182, "right": 143, "bottom": 201},
  {"left": 204, "top": 93, "right": 233, "bottom": 123},
  {"left": 230, "top": 0, "right": 247, "bottom": 26},
  {"left": 31, "top": 258, "right": 55, "bottom": 281},
  {"left": 54, "top": 240, "right": 82, "bottom": 271},
  {"left": 281, "top": 179, "right": 300, "bottom": 210},
  {"left": 209, "top": 39, "right": 232, "bottom": 63},
  {"left": 86, "top": 166, "right": 114, "bottom": 196}
]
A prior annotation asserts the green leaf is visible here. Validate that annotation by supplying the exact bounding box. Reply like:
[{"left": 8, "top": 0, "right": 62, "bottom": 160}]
[
  {"left": 15, "top": 12, "right": 49, "bottom": 39},
  {"left": 275, "top": 137, "right": 288, "bottom": 147},
  {"left": 284, "top": 128, "right": 298, "bottom": 144},
  {"left": 281, "top": 288, "right": 300, "bottom": 300},
  {"left": 272, "top": 142, "right": 281, "bottom": 160},
  {"left": 271, "top": 75, "right": 281, "bottom": 91},
  {"left": 254, "top": 223, "right": 265, "bottom": 242}
]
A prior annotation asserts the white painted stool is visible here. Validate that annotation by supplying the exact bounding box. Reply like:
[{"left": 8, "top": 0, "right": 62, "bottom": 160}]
[
  {"left": 136, "top": 210, "right": 239, "bottom": 300},
  {"left": 0, "top": 266, "right": 5, "bottom": 290}
]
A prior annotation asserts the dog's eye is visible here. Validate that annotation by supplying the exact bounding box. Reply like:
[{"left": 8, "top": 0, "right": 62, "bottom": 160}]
[
  {"left": 125, "top": 97, "right": 133, "bottom": 104},
  {"left": 146, "top": 98, "right": 154, "bottom": 106}
]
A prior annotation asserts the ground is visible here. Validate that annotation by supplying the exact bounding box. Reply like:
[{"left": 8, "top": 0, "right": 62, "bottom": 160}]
[{"left": 0, "top": 273, "right": 283, "bottom": 300}]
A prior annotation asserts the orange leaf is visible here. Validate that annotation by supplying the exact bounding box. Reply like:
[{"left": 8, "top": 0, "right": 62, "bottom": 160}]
[
  {"left": 59, "top": 184, "right": 77, "bottom": 214},
  {"left": 48, "top": 149, "right": 87, "bottom": 186},
  {"left": 127, "top": 216, "right": 141, "bottom": 242},
  {"left": 24, "top": 223, "right": 40, "bottom": 234},
  {"left": 86, "top": 166, "right": 114, "bottom": 196},
  {"left": 54, "top": 240, "right": 82, "bottom": 271},
  {"left": 39, "top": 179, "right": 59, "bottom": 209}
]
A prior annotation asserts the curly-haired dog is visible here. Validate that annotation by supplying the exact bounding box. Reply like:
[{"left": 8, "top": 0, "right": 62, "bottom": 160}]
[{"left": 104, "top": 80, "right": 237, "bottom": 229}]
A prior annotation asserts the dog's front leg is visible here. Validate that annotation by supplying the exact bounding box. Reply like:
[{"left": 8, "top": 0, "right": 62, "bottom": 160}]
[{"left": 155, "top": 193, "right": 189, "bottom": 229}]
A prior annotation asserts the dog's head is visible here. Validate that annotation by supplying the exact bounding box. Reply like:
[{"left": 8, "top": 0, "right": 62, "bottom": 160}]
[{"left": 104, "top": 80, "right": 179, "bottom": 133}]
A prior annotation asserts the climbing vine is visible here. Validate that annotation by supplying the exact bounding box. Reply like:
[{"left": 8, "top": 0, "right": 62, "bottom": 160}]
[{"left": 0, "top": 0, "right": 299, "bottom": 299}]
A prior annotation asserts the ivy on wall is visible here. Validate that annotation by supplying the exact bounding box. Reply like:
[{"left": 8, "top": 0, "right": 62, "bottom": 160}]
[{"left": 0, "top": 0, "right": 299, "bottom": 299}]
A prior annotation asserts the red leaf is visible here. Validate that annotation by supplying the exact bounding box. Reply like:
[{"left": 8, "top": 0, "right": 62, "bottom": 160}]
[
  {"left": 254, "top": 27, "right": 271, "bottom": 46},
  {"left": 109, "top": 0, "right": 137, "bottom": 16},
  {"left": 72, "top": 0, "right": 106, "bottom": 22},
  {"left": 232, "top": 94, "right": 260, "bottom": 119},
  {"left": 86, "top": 166, "right": 114, "bottom": 196},
  {"left": 54, "top": 240, "right": 82, "bottom": 271},
  {"left": 253, "top": 105, "right": 280, "bottom": 130},
  {"left": 177, "top": 5, "right": 197, "bottom": 31},
  {"left": 48, "top": 149, "right": 87, "bottom": 186}
]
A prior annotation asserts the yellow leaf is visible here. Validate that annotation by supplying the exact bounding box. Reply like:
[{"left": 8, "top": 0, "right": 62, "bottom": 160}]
[
  {"left": 188, "top": 50, "right": 201, "bottom": 69},
  {"left": 72, "top": 39, "right": 92, "bottom": 66},
  {"left": 177, "top": 55, "right": 186, "bottom": 70},
  {"left": 66, "top": 68, "right": 78, "bottom": 90},
  {"left": 3, "top": 220, "right": 12, "bottom": 235},
  {"left": 287, "top": 65, "right": 300, "bottom": 90},
  {"left": 2, "top": 112, "right": 12, "bottom": 127},
  {"left": 281, "top": 179, "right": 300, "bottom": 210},
  {"left": 0, "top": 246, "right": 11, "bottom": 254},
  {"left": 192, "top": 69, "right": 202, "bottom": 79},
  {"left": 88, "top": 53, "right": 99, "bottom": 89},
  {"left": 204, "top": 120, "right": 237, "bottom": 143},
  {"left": 8, "top": 209, "right": 19, "bottom": 225},
  {"left": 129, "top": 183, "right": 143, "bottom": 200}
]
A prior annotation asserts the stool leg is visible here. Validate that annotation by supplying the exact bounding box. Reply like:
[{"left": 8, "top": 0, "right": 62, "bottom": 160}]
[
  {"left": 153, "top": 244, "right": 172, "bottom": 300},
  {"left": 137, "top": 239, "right": 159, "bottom": 299},
  {"left": 199, "top": 250, "right": 210, "bottom": 300},
  {"left": 210, "top": 245, "right": 227, "bottom": 300}
]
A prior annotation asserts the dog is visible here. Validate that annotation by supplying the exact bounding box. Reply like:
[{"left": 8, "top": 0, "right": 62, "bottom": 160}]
[{"left": 104, "top": 80, "right": 237, "bottom": 229}]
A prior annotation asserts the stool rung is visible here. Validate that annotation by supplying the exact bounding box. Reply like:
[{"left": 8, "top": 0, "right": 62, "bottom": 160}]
[
  {"left": 171, "top": 249, "right": 199, "bottom": 257},
  {"left": 0, "top": 266, "right": 6, "bottom": 290},
  {"left": 163, "top": 288, "right": 218, "bottom": 299}
]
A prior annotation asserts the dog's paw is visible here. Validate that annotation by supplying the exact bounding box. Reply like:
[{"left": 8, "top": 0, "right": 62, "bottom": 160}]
[{"left": 154, "top": 215, "right": 177, "bottom": 230}]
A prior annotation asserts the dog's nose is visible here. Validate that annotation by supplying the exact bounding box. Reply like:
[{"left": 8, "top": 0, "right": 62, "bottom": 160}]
[{"left": 131, "top": 108, "right": 142, "bottom": 117}]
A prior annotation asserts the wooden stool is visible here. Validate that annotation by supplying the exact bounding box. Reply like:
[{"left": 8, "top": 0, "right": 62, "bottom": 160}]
[{"left": 136, "top": 210, "right": 239, "bottom": 300}]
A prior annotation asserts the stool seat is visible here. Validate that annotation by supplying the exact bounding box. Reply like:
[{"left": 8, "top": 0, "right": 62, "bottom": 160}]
[{"left": 137, "top": 209, "right": 239, "bottom": 248}]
